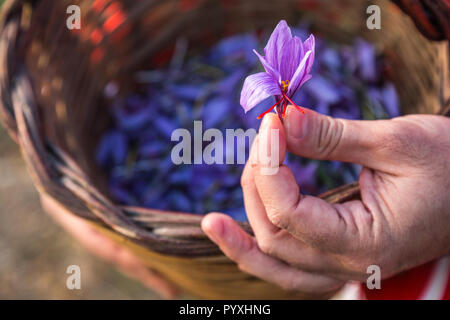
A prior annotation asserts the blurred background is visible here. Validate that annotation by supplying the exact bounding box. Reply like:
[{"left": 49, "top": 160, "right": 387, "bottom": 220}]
[{"left": 0, "top": 124, "right": 160, "bottom": 299}]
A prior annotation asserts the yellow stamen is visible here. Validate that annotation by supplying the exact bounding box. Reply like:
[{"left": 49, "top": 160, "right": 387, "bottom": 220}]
[{"left": 281, "top": 80, "right": 290, "bottom": 92}]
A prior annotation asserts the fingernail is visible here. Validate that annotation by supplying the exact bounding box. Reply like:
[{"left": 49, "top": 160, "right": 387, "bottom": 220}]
[
  {"left": 258, "top": 115, "right": 281, "bottom": 173},
  {"left": 286, "top": 107, "right": 308, "bottom": 139}
]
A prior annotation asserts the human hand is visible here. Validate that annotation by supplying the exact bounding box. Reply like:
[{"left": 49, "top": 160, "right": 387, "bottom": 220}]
[
  {"left": 202, "top": 106, "right": 450, "bottom": 296},
  {"left": 41, "top": 195, "right": 179, "bottom": 299}
]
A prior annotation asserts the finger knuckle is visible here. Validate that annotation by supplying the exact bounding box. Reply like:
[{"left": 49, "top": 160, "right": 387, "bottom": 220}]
[
  {"left": 316, "top": 117, "right": 344, "bottom": 159},
  {"left": 381, "top": 119, "right": 434, "bottom": 165},
  {"left": 228, "top": 238, "right": 255, "bottom": 263},
  {"left": 266, "top": 193, "right": 301, "bottom": 231},
  {"left": 257, "top": 237, "right": 275, "bottom": 256},
  {"left": 226, "top": 247, "right": 243, "bottom": 262},
  {"left": 265, "top": 195, "right": 297, "bottom": 227},
  {"left": 280, "top": 277, "right": 297, "bottom": 292},
  {"left": 265, "top": 205, "right": 282, "bottom": 224},
  {"left": 240, "top": 172, "right": 253, "bottom": 189}
]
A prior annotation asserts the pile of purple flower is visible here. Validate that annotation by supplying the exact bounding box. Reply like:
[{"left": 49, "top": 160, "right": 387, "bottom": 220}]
[{"left": 96, "top": 25, "right": 400, "bottom": 221}]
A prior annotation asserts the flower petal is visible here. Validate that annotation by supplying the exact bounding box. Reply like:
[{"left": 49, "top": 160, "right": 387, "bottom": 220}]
[
  {"left": 202, "top": 97, "right": 230, "bottom": 128},
  {"left": 240, "top": 72, "right": 281, "bottom": 112},
  {"left": 253, "top": 49, "right": 280, "bottom": 81},
  {"left": 302, "top": 34, "right": 315, "bottom": 74},
  {"left": 288, "top": 50, "right": 313, "bottom": 96},
  {"left": 355, "top": 39, "right": 376, "bottom": 82},
  {"left": 286, "top": 34, "right": 315, "bottom": 95},
  {"left": 305, "top": 75, "right": 340, "bottom": 104},
  {"left": 279, "top": 35, "right": 303, "bottom": 81},
  {"left": 264, "top": 20, "right": 292, "bottom": 71},
  {"left": 303, "top": 34, "right": 315, "bottom": 54},
  {"left": 381, "top": 83, "right": 400, "bottom": 117}
]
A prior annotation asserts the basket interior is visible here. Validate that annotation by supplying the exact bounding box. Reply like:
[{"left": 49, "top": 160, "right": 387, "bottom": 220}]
[{"left": 21, "top": 0, "right": 445, "bottom": 204}]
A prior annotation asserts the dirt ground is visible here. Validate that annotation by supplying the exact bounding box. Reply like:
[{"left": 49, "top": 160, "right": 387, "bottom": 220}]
[{"left": 0, "top": 124, "right": 160, "bottom": 299}]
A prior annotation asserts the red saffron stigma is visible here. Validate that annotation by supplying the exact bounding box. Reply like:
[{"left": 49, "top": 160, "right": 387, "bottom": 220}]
[
  {"left": 282, "top": 99, "right": 288, "bottom": 118},
  {"left": 257, "top": 94, "right": 305, "bottom": 119},
  {"left": 282, "top": 92, "right": 305, "bottom": 114},
  {"left": 257, "top": 97, "right": 283, "bottom": 119}
]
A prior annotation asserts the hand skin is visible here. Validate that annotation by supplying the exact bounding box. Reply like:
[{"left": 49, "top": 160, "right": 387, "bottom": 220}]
[
  {"left": 41, "top": 195, "right": 178, "bottom": 299},
  {"left": 202, "top": 105, "right": 450, "bottom": 296}
]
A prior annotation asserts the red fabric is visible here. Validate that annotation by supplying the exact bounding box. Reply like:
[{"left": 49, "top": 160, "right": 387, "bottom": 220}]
[
  {"left": 364, "top": 261, "right": 438, "bottom": 300},
  {"left": 442, "top": 272, "right": 450, "bottom": 300}
]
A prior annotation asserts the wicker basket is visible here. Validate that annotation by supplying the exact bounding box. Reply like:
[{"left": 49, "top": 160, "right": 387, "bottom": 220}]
[{"left": 0, "top": 0, "right": 448, "bottom": 299}]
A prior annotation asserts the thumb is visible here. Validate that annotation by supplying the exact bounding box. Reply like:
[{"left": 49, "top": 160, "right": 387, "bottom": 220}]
[{"left": 284, "top": 105, "right": 392, "bottom": 171}]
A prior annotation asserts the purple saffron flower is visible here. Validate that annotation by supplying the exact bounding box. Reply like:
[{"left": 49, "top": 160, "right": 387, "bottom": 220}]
[
  {"left": 381, "top": 83, "right": 400, "bottom": 118},
  {"left": 202, "top": 97, "right": 230, "bottom": 128},
  {"left": 96, "top": 130, "right": 128, "bottom": 166},
  {"left": 355, "top": 39, "right": 377, "bottom": 82},
  {"left": 305, "top": 75, "right": 340, "bottom": 105},
  {"left": 240, "top": 20, "right": 315, "bottom": 119}
]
